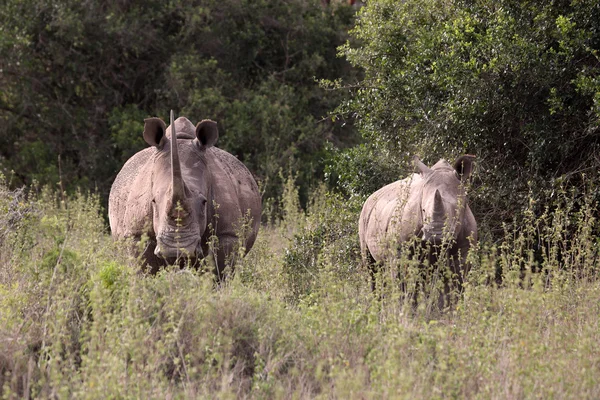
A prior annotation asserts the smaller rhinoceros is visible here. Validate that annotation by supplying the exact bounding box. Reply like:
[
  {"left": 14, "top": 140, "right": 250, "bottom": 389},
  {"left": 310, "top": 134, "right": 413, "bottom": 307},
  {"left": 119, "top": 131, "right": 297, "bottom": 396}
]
[
  {"left": 358, "top": 155, "right": 477, "bottom": 290},
  {"left": 109, "top": 111, "right": 261, "bottom": 276}
]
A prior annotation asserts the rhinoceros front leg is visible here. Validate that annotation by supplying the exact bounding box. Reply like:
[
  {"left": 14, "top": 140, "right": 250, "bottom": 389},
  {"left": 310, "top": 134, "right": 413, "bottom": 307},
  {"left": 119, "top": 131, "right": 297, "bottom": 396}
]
[
  {"left": 439, "top": 244, "right": 470, "bottom": 309},
  {"left": 206, "top": 234, "right": 239, "bottom": 281}
]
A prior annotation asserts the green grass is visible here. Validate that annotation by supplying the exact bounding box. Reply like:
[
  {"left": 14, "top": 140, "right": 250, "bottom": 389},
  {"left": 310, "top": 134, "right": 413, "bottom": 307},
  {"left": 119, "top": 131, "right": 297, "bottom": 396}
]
[{"left": 1, "top": 181, "right": 600, "bottom": 399}]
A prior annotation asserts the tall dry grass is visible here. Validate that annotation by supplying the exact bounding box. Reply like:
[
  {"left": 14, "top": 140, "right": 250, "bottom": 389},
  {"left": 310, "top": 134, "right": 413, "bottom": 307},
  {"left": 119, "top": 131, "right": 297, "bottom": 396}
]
[{"left": 1, "top": 177, "right": 600, "bottom": 398}]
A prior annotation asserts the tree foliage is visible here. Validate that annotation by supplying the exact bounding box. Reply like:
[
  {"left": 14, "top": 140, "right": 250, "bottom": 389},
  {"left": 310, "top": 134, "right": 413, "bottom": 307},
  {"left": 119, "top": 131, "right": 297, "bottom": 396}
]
[
  {"left": 337, "top": 0, "right": 600, "bottom": 232},
  {"left": 0, "top": 0, "right": 359, "bottom": 208}
]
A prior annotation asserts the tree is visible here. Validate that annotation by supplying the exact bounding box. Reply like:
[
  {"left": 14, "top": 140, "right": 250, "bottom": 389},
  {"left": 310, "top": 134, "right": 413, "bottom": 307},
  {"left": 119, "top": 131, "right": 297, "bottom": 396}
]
[
  {"left": 166, "top": 0, "right": 359, "bottom": 205},
  {"left": 0, "top": 0, "right": 360, "bottom": 211},
  {"left": 337, "top": 0, "right": 600, "bottom": 234},
  {"left": 1, "top": 0, "right": 182, "bottom": 192}
]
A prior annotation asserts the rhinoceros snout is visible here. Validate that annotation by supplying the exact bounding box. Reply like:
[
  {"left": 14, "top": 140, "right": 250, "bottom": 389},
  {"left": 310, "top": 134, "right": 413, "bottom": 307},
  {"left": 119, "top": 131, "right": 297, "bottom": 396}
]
[
  {"left": 422, "top": 223, "right": 458, "bottom": 245},
  {"left": 154, "top": 236, "right": 202, "bottom": 259},
  {"left": 154, "top": 244, "right": 201, "bottom": 259},
  {"left": 422, "top": 232, "right": 443, "bottom": 245}
]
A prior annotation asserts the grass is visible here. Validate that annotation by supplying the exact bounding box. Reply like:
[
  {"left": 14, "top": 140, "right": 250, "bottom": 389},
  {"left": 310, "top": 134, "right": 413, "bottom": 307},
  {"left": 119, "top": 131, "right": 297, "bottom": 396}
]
[{"left": 1, "top": 179, "right": 600, "bottom": 399}]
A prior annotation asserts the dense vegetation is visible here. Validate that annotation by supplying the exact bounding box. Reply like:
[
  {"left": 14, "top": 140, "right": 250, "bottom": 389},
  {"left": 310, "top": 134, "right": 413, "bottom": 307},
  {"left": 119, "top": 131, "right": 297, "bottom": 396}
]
[
  {"left": 1, "top": 180, "right": 600, "bottom": 398},
  {"left": 4, "top": 0, "right": 600, "bottom": 225},
  {"left": 3, "top": 0, "right": 600, "bottom": 397},
  {"left": 331, "top": 0, "right": 600, "bottom": 236},
  {"left": 0, "top": 0, "right": 359, "bottom": 207}
]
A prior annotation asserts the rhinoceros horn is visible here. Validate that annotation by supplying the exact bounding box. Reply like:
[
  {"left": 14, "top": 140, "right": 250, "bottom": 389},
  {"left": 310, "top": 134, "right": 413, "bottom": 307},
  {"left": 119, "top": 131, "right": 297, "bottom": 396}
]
[
  {"left": 170, "top": 110, "right": 185, "bottom": 201},
  {"left": 433, "top": 189, "right": 444, "bottom": 220}
]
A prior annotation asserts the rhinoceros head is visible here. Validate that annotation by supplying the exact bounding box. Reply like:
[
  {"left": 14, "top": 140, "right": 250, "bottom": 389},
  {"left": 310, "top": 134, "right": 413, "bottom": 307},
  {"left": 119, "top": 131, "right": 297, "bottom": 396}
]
[
  {"left": 142, "top": 111, "right": 218, "bottom": 261},
  {"left": 414, "top": 155, "right": 475, "bottom": 244}
]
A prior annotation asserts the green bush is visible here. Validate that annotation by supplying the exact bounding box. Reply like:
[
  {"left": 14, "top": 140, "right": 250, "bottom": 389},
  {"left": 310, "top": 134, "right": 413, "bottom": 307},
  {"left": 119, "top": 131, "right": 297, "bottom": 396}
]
[
  {"left": 0, "top": 0, "right": 360, "bottom": 209},
  {"left": 324, "top": 142, "right": 404, "bottom": 199},
  {"left": 338, "top": 0, "right": 600, "bottom": 235},
  {"left": 283, "top": 185, "right": 364, "bottom": 301}
]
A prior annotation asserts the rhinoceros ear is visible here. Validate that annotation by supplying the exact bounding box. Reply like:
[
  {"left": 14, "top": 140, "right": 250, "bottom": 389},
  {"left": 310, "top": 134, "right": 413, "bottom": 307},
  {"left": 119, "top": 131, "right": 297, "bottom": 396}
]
[
  {"left": 454, "top": 155, "right": 476, "bottom": 181},
  {"left": 143, "top": 118, "right": 167, "bottom": 148},
  {"left": 195, "top": 119, "right": 219, "bottom": 150},
  {"left": 413, "top": 156, "right": 432, "bottom": 175}
]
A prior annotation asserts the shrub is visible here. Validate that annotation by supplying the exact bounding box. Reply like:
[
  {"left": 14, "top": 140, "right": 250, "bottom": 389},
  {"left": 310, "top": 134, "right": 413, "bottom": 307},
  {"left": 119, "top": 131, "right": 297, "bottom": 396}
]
[
  {"left": 283, "top": 185, "right": 363, "bottom": 301},
  {"left": 2, "top": 179, "right": 600, "bottom": 398},
  {"left": 339, "top": 0, "right": 600, "bottom": 235}
]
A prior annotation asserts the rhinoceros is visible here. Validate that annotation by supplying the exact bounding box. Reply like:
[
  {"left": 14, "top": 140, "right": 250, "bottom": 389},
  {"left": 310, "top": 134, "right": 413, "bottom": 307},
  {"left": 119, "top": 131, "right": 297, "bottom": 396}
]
[
  {"left": 109, "top": 111, "right": 261, "bottom": 276},
  {"left": 358, "top": 155, "right": 477, "bottom": 288}
]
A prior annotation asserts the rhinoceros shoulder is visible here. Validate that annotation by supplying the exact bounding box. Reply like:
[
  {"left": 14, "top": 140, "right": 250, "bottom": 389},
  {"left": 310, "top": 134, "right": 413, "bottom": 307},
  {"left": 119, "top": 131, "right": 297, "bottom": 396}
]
[
  {"left": 202, "top": 147, "right": 261, "bottom": 236},
  {"left": 109, "top": 147, "right": 158, "bottom": 238},
  {"left": 111, "top": 148, "right": 157, "bottom": 199},
  {"left": 359, "top": 173, "right": 425, "bottom": 261},
  {"left": 365, "top": 174, "right": 423, "bottom": 214},
  {"left": 205, "top": 148, "right": 258, "bottom": 192},
  {"left": 207, "top": 147, "right": 252, "bottom": 175}
]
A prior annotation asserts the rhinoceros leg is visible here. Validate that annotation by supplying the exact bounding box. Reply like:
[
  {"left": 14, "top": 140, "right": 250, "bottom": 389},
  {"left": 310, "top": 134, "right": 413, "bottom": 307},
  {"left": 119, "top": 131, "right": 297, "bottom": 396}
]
[
  {"left": 215, "top": 234, "right": 240, "bottom": 280},
  {"left": 435, "top": 244, "right": 469, "bottom": 310},
  {"left": 360, "top": 248, "right": 378, "bottom": 291},
  {"left": 200, "top": 233, "right": 239, "bottom": 281}
]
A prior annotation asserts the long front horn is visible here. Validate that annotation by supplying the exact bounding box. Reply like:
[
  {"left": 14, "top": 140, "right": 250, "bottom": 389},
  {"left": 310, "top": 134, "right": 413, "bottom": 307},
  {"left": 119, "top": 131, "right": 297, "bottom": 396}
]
[{"left": 170, "top": 110, "right": 185, "bottom": 201}]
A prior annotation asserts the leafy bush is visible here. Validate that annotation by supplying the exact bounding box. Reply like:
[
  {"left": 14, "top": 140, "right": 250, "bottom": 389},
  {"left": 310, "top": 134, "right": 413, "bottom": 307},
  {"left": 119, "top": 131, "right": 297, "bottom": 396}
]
[
  {"left": 0, "top": 0, "right": 360, "bottom": 209},
  {"left": 283, "top": 185, "right": 366, "bottom": 301},
  {"left": 324, "top": 142, "right": 404, "bottom": 199},
  {"left": 338, "top": 0, "right": 600, "bottom": 234}
]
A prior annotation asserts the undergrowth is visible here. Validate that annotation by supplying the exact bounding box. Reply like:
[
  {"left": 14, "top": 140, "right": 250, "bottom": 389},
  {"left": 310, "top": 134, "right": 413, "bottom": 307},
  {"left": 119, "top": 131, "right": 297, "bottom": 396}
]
[{"left": 1, "top": 178, "right": 600, "bottom": 398}]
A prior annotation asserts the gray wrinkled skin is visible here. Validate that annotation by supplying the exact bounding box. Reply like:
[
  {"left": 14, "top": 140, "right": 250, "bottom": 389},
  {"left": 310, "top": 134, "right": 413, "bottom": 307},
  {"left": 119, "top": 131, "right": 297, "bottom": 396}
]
[
  {"left": 109, "top": 116, "right": 261, "bottom": 275},
  {"left": 358, "top": 155, "right": 477, "bottom": 278}
]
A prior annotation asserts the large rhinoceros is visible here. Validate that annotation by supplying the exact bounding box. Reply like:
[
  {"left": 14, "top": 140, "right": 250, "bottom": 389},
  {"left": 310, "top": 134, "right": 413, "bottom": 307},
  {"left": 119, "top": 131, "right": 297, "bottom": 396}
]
[
  {"left": 109, "top": 111, "right": 261, "bottom": 276},
  {"left": 358, "top": 155, "right": 477, "bottom": 286}
]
